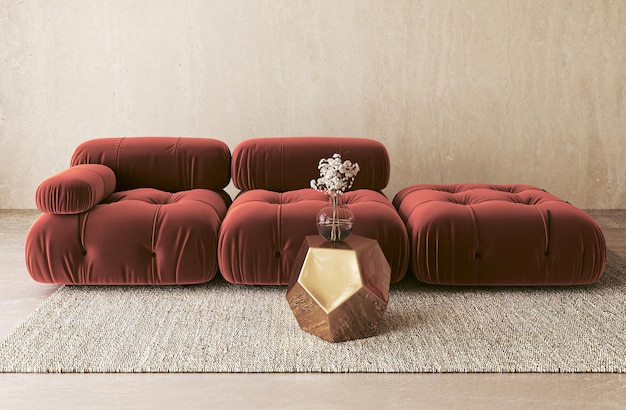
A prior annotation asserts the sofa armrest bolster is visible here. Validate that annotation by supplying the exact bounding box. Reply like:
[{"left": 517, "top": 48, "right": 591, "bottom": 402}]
[{"left": 36, "top": 164, "right": 116, "bottom": 214}]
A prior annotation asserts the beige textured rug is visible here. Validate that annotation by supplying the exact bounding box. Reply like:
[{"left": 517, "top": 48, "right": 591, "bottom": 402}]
[{"left": 1, "top": 251, "right": 625, "bottom": 373}]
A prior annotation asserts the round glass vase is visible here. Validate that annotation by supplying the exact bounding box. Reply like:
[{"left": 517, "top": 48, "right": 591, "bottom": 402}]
[{"left": 316, "top": 193, "right": 354, "bottom": 242}]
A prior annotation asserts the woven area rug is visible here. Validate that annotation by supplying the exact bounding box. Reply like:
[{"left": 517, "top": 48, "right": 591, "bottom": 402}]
[{"left": 1, "top": 251, "right": 625, "bottom": 373}]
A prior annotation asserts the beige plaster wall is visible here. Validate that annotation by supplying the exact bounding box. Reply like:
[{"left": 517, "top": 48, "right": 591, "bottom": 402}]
[{"left": 1, "top": 0, "right": 625, "bottom": 209}]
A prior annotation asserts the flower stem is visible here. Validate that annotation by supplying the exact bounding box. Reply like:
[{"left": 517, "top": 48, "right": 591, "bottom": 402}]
[{"left": 331, "top": 193, "right": 339, "bottom": 242}]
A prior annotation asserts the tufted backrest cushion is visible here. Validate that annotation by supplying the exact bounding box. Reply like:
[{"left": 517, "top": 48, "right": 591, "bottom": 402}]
[
  {"left": 231, "top": 137, "right": 390, "bottom": 192},
  {"left": 70, "top": 137, "right": 231, "bottom": 193}
]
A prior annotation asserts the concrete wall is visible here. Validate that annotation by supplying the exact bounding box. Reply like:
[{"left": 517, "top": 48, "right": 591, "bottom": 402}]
[{"left": 1, "top": 0, "right": 625, "bottom": 209}]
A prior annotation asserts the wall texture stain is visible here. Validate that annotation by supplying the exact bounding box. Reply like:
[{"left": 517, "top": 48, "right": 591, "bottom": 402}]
[{"left": 1, "top": 0, "right": 625, "bottom": 208}]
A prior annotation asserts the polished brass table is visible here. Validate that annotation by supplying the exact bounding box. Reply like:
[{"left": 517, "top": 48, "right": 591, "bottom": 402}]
[{"left": 286, "top": 235, "right": 391, "bottom": 342}]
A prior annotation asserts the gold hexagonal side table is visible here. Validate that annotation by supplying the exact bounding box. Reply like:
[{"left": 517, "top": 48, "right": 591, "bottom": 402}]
[{"left": 286, "top": 235, "right": 391, "bottom": 342}]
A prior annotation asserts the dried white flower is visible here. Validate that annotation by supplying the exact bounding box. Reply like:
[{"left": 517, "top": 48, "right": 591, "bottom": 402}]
[{"left": 310, "top": 153, "right": 360, "bottom": 195}]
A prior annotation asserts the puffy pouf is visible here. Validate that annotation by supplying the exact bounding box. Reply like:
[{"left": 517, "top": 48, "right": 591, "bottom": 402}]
[
  {"left": 392, "top": 184, "right": 607, "bottom": 285},
  {"left": 25, "top": 137, "right": 232, "bottom": 285},
  {"left": 218, "top": 137, "right": 409, "bottom": 285}
]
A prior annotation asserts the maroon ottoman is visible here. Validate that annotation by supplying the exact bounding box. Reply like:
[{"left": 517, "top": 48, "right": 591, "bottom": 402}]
[
  {"left": 393, "top": 184, "right": 606, "bottom": 285},
  {"left": 25, "top": 137, "right": 232, "bottom": 285},
  {"left": 218, "top": 137, "right": 409, "bottom": 285}
]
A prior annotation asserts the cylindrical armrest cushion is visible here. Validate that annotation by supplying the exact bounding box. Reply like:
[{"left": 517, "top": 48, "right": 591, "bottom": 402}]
[{"left": 36, "top": 164, "right": 116, "bottom": 214}]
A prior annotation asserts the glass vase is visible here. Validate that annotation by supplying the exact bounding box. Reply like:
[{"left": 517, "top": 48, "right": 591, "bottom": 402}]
[{"left": 316, "top": 193, "right": 354, "bottom": 242}]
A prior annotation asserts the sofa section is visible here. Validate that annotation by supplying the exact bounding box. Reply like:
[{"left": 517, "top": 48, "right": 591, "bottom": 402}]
[
  {"left": 393, "top": 183, "right": 607, "bottom": 285},
  {"left": 25, "top": 137, "right": 232, "bottom": 285},
  {"left": 218, "top": 137, "right": 410, "bottom": 285}
]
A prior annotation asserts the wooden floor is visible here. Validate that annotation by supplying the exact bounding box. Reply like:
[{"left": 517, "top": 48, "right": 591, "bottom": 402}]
[
  {"left": 0, "top": 209, "right": 625, "bottom": 409},
  {"left": 586, "top": 209, "right": 626, "bottom": 257}
]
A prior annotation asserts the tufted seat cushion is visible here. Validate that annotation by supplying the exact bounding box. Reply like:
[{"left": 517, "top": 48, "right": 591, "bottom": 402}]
[
  {"left": 25, "top": 137, "right": 231, "bottom": 285},
  {"left": 218, "top": 137, "right": 409, "bottom": 285},
  {"left": 27, "top": 188, "right": 228, "bottom": 284},
  {"left": 219, "top": 188, "right": 408, "bottom": 285},
  {"left": 393, "top": 183, "right": 606, "bottom": 285}
]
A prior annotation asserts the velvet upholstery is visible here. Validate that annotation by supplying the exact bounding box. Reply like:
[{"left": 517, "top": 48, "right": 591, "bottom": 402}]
[
  {"left": 71, "top": 137, "right": 231, "bottom": 192},
  {"left": 25, "top": 137, "right": 231, "bottom": 285},
  {"left": 219, "top": 137, "right": 409, "bottom": 285},
  {"left": 393, "top": 183, "right": 607, "bottom": 285},
  {"left": 35, "top": 164, "right": 116, "bottom": 214},
  {"left": 231, "top": 137, "right": 390, "bottom": 192}
]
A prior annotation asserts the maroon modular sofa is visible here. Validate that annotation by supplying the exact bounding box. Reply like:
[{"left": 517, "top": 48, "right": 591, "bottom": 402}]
[{"left": 25, "top": 136, "right": 607, "bottom": 287}]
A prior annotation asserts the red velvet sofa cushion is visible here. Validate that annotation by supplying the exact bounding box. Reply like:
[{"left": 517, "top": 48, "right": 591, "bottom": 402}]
[
  {"left": 218, "top": 189, "right": 408, "bottom": 285},
  {"left": 35, "top": 164, "right": 116, "bottom": 214},
  {"left": 231, "top": 137, "right": 390, "bottom": 192},
  {"left": 26, "top": 188, "right": 227, "bottom": 284},
  {"left": 71, "top": 137, "right": 231, "bottom": 192},
  {"left": 393, "top": 183, "right": 607, "bottom": 285}
]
